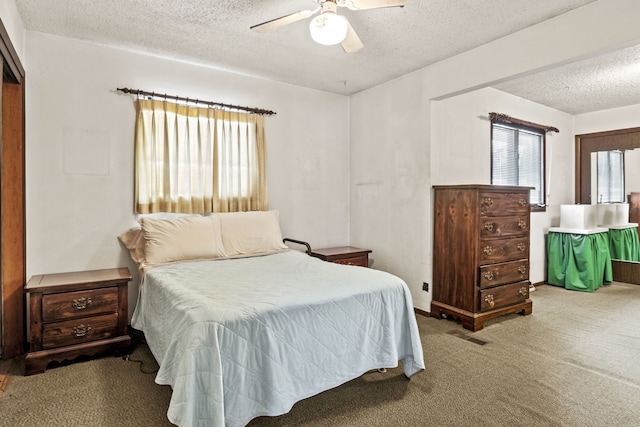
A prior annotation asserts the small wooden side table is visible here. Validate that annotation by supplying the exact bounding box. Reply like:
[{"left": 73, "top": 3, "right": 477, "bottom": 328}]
[
  {"left": 24, "top": 268, "right": 132, "bottom": 375},
  {"left": 309, "top": 246, "right": 372, "bottom": 267}
]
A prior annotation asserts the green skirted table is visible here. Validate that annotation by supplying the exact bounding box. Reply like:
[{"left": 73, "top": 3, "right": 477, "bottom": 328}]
[
  {"left": 608, "top": 224, "right": 640, "bottom": 262},
  {"left": 547, "top": 228, "right": 612, "bottom": 292}
]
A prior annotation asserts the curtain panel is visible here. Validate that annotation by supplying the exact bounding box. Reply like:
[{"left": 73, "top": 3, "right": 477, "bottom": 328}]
[{"left": 134, "top": 99, "right": 267, "bottom": 214}]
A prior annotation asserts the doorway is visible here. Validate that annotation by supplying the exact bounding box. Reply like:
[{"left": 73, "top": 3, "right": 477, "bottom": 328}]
[
  {"left": 0, "top": 19, "right": 25, "bottom": 359},
  {"left": 575, "top": 127, "right": 640, "bottom": 286},
  {"left": 575, "top": 127, "right": 640, "bottom": 204}
]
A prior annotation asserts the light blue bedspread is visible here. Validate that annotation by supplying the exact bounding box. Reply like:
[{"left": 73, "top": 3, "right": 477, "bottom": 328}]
[{"left": 131, "top": 250, "right": 424, "bottom": 427}]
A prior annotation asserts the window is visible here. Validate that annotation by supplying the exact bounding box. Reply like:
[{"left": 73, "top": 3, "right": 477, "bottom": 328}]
[
  {"left": 596, "top": 150, "right": 625, "bottom": 203},
  {"left": 134, "top": 99, "right": 268, "bottom": 214},
  {"left": 490, "top": 116, "right": 548, "bottom": 210}
]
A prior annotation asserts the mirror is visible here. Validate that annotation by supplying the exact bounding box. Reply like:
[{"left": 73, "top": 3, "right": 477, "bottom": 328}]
[
  {"left": 576, "top": 129, "right": 640, "bottom": 284},
  {"left": 590, "top": 148, "right": 640, "bottom": 204},
  {"left": 575, "top": 127, "right": 640, "bottom": 205}
]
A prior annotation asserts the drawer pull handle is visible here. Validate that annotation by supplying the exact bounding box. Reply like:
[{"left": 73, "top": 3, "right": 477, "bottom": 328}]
[
  {"left": 484, "top": 271, "right": 494, "bottom": 281},
  {"left": 519, "top": 286, "right": 528, "bottom": 296},
  {"left": 483, "top": 246, "right": 493, "bottom": 255},
  {"left": 517, "top": 243, "right": 526, "bottom": 251},
  {"left": 518, "top": 220, "right": 527, "bottom": 229},
  {"left": 484, "top": 222, "right": 494, "bottom": 231},
  {"left": 72, "top": 324, "right": 92, "bottom": 337},
  {"left": 519, "top": 198, "right": 527, "bottom": 206},
  {"left": 484, "top": 294, "right": 495, "bottom": 308},
  {"left": 484, "top": 197, "right": 493, "bottom": 206},
  {"left": 73, "top": 297, "right": 92, "bottom": 310},
  {"left": 518, "top": 265, "right": 527, "bottom": 275}
]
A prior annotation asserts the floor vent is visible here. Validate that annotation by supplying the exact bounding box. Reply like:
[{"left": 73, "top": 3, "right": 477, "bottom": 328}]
[{"left": 447, "top": 330, "right": 488, "bottom": 346}]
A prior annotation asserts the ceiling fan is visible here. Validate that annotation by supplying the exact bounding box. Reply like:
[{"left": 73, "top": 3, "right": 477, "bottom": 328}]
[{"left": 250, "top": 0, "right": 406, "bottom": 53}]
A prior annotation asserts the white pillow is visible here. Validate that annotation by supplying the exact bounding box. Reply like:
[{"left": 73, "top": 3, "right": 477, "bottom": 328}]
[
  {"left": 140, "top": 215, "right": 226, "bottom": 266},
  {"left": 216, "top": 210, "right": 288, "bottom": 257},
  {"left": 118, "top": 227, "right": 146, "bottom": 268}
]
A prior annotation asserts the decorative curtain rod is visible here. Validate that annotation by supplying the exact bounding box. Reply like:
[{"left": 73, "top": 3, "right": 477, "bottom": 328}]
[
  {"left": 489, "top": 112, "right": 558, "bottom": 133},
  {"left": 116, "top": 87, "right": 276, "bottom": 116}
]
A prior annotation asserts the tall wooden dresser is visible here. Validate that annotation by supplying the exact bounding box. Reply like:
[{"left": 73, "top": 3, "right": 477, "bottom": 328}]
[{"left": 431, "top": 185, "right": 533, "bottom": 331}]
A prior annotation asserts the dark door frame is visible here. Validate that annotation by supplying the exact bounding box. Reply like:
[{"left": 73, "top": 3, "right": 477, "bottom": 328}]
[
  {"left": 575, "top": 127, "right": 640, "bottom": 204},
  {"left": 0, "top": 17, "right": 26, "bottom": 359}
]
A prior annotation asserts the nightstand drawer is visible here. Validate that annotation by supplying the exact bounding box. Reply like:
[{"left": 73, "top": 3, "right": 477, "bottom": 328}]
[
  {"left": 42, "top": 287, "right": 118, "bottom": 322},
  {"left": 309, "top": 246, "right": 372, "bottom": 267},
  {"left": 42, "top": 313, "right": 118, "bottom": 349},
  {"left": 333, "top": 255, "right": 368, "bottom": 267}
]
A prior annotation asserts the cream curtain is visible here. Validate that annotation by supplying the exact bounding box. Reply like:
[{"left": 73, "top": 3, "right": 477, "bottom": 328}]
[{"left": 134, "top": 99, "right": 268, "bottom": 214}]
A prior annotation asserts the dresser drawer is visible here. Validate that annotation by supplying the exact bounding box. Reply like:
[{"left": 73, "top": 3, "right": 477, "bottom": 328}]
[
  {"left": 333, "top": 255, "right": 368, "bottom": 267},
  {"left": 42, "top": 313, "right": 118, "bottom": 349},
  {"left": 479, "top": 237, "right": 529, "bottom": 264},
  {"left": 479, "top": 192, "right": 529, "bottom": 217},
  {"left": 42, "top": 287, "right": 118, "bottom": 322},
  {"left": 479, "top": 259, "right": 529, "bottom": 288},
  {"left": 479, "top": 281, "right": 529, "bottom": 312},
  {"left": 479, "top": 216, "right": 529, "bottom": 239}
]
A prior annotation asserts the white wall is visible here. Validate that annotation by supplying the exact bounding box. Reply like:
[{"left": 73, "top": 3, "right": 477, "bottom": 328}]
[
  {"left": 349, "top": 71, "right": 431, "bottom": 308},
  {"left": 575, "top": 104, "right": 640, "bottom": 202},
  {"left": 24, "top": 32, "right": 350, "bottom": 314},
  {"left": 0, "top": 0, "right": 24, "bottom": 62},
  {"left": 350, "top": 0, "right": 640, "bottom": 311},
  {"left": 574, "top": 104, "right": 640, "bottom": 135}
]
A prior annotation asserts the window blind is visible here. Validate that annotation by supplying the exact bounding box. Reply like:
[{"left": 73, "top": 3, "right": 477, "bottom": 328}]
[
  {"left": 491, "top": 123, "right": 543, "bottom": 205},
  {"left": 597, "top": 150, "right": 624, "bottom": 203}
]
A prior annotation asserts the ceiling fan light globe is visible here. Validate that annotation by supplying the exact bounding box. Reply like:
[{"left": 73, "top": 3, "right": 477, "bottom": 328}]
[{"left": 309, "top": 13, "right": 348, "bottom": 46}]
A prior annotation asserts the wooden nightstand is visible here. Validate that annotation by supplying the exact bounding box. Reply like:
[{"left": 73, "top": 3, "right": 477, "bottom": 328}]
[
  {"left": 24, "top": 268, "right": 132, "bottom": 375},
  {"left": 309, "top": 246, "right": 372, "bottom": 267}
]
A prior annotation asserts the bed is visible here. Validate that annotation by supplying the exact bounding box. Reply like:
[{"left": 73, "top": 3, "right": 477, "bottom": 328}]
[{"left": 121, "top": 211, "right": 425, "bottom": 427}]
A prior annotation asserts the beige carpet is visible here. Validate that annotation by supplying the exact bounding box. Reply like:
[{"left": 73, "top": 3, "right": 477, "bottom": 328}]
[{"left": 2, "top": 283, "right": 640, "bottom": 426}]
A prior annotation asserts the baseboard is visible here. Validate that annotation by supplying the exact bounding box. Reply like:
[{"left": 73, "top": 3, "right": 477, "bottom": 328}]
[{"left": 414, "top": 307, "right": 430, "bottom": 318}]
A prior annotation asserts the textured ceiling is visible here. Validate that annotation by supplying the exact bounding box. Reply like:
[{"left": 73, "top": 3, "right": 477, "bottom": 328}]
[
  {"left": 14, "top": 0, "right": 640, "bottom": 114},
  {"left": 494, "top": 44, "right": 640, "bottom": 115}
]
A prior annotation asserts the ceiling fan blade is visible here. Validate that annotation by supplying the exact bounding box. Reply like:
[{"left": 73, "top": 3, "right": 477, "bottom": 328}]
[
  {"left": 346, "top": 0, "right": 405, "bottom": 10},
  {"left": 341, "top": 20, "right": 363, "bottom": 53},
  {"left": 250, "top": 8, "right": 319, "bottom": 33}
]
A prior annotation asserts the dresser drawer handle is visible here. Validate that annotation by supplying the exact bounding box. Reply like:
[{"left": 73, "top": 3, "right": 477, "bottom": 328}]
[
  {"left": 72, "top": 324, "right": 92, "bottom": 337},
  {"left": 518, "top": 220, "right": 527, "bottom": 229},
  {"left": 73, "top": 297, "right": 92, "bottom": 310},
  {"left": 484, "top": 222, "right": 494, "bottom": 231},
  {"left": 484, "top": 294, "right": 495, "bottom": 308},
  {"left": 519, "top": 286, "right": 528, "bottom": 296},
  {"left": 518, "top": 265, "right": 527, "bottom": 275},
  {"left": 483, "top": 271, "right": 494, "bottom": 281},
  {"left": 519, "top": 198, "right": 527, "bottom": 206},
  {"left": 484, "top": 197, "right": 493, "bottom": 206},
  {"left": 517, "top": 243, "right": 526, "bottom": 251},
  {"left": 483, "top": 246, "right": 493, "bottom": 255}
]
